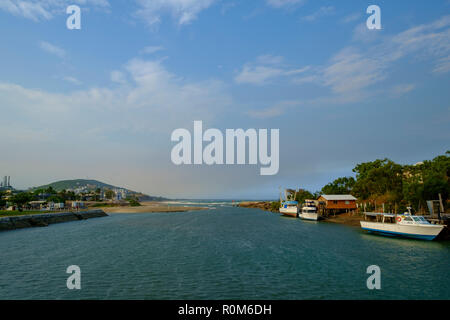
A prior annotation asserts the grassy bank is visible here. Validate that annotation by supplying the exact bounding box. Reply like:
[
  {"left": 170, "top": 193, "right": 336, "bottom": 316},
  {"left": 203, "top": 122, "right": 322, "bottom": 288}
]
[{"left": 0, "top": 210, "right": 55, "bottom": 217}]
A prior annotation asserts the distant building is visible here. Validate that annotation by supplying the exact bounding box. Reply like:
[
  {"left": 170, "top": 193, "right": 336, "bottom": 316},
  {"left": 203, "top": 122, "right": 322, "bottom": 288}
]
[
  {"left": 318, "top": 195, "right": 358, "bottom": 214},
  {"left": 0, "top": 175, "right": 12, "bottom": 191}
]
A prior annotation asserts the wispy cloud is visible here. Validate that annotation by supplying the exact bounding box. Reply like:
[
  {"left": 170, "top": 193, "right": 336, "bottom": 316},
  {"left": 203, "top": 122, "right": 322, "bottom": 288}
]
[
  {"left": 0, "top": 56, "right": 231, "bottom": 139},
  {"left": 39, "top": 41, "right": 66, "bottom": 58},
  {"left": 0, "top": 0, "right": 51, "bottom": 21},
  {"left": 295, "top": 15, "right": 450, "bottom": 103},
  {"left": 135, "top": 0, "right": 216, "bottom": 26},
  {"left": 341, "top": 12, "right": 361, "bottom": 24},
  {"left": 266, "top": 0, "right": 305, "bottom": 9},
  {"left": 63, "top": 76, "right": 82, "bottom": 85},
  {"left": 301, "top": 6, "right": 335, "bottom": 22},
  {"left": 247, "top": 100, "right": 302, "bottom": 119},
  {"left": 110, "top": 70, "right": 127, "bottom": 84},
  {"left": 0, "top": 0, "right": 109, "bottom": 21},
  {"left": 391, "top": 84, "right": 416, "bottom": 97},
  {"left": 235, "top": 55, "right": 309, "bottom": 85},
  {"left": 140, "top": 45, "right": 165, "bottom": 55}
]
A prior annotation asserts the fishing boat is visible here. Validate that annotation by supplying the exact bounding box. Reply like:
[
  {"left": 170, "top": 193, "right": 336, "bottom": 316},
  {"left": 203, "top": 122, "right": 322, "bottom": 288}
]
[
  {"left": 299, "top": 200, "right": 320, "bottom": 221},
  {"left": 279, "top": 189, "right": 299, "bottom": 217},
  {"left": 360, "top": 208, "right": 445, "bottom": 240}
]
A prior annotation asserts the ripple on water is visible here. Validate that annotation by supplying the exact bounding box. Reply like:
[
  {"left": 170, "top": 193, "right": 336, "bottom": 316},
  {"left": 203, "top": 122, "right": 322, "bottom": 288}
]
[{"left": 0, "top": 207, "right": 449, "bottom": 299}]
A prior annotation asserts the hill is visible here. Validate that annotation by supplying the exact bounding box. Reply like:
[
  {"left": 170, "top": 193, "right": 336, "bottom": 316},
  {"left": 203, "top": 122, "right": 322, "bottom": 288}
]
[{"left": 30, "top": 179, "right": 168, "bottom": 201}]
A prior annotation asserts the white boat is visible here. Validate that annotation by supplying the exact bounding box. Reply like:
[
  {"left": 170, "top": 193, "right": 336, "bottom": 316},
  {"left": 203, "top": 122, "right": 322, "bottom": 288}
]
[
  {"left": 360, "top": 209, "right": 445, "bottom": 241},
  {"left": 279, "top": 189, "right": 299, "bottom": 218},
  {"left": 299, "top": 200, "right": 319, "bottom": 221},
  {"left": 280, "top": 201, "right": 299, "bottom": 217}
]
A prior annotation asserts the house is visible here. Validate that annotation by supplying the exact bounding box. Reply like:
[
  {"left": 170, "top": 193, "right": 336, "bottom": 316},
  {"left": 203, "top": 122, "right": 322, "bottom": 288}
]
[{"left": 318, "top": 195, "right": 357, "bottom": 214}]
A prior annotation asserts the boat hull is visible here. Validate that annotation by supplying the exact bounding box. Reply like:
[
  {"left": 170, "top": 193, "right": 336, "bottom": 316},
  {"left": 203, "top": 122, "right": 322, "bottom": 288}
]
[
  {"left": 360, "top": 221, "right": 444, "bottom": 241},
  {"left": 299, "top": 212, "right": 319, "bottom": 221},
  {"left": 280, "top": 207, "right": 298, "bottom": 218}
]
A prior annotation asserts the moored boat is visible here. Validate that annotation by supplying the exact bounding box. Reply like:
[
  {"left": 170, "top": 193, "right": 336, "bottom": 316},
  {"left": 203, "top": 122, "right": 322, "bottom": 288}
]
[
  {"left": 280, "top": 200, "right": 299, "bottom": 217},
  {"left": 279, "top": 189, "right": 299, "bottom": 217},
  {"left": 299, "top": 200, "right": 320, "bottom": 221},
  {"left": 360, "top": 209, "right": 445, "bottom": 241}
]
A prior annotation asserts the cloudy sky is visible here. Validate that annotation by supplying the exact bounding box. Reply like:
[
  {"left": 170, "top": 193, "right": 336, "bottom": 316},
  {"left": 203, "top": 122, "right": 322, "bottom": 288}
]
[{"left": 0, "top": 0, "right": 449, "bottom": 199}]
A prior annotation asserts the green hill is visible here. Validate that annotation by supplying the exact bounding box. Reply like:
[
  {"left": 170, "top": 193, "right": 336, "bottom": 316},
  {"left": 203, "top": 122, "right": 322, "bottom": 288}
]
[
  {"left": 31, "top": 179, "right": 116, "bottom": 191},
  {"left": 30, "top": 179, "right": 168, "bottom": 201}
]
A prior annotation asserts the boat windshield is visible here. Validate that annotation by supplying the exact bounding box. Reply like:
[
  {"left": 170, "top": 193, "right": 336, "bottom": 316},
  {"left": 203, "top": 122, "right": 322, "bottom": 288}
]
[{"left": 413, "top": 216, "right": 430, "bottom": 224}]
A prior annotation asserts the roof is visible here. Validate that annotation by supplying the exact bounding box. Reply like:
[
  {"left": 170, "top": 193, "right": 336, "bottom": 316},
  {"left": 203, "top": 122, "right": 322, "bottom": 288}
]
[
  {"left": 281, "top": 201, "right": 298, "bottom": 205},
  {"left": 320, "top": 195, "right": 357, "bottom": 201}
]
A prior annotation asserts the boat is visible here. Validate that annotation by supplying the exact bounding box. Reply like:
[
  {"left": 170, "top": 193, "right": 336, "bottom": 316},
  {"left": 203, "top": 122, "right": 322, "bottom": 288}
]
[
  {"left": 360, "top": 208, "right": 445, "bottom": 240},
  {"left": 280, "top": 201, "right": 299, "bottom": 217},
  {"left": 279, "top": 189, "right": 299, "bottom": 217},
  {"left": 299, "top": 200, "right": 320, "bottom": 221}
]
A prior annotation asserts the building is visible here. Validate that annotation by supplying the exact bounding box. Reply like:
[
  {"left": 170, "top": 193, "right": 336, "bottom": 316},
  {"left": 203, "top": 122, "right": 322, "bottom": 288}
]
[
  {"left": 318, "top": 195, "right": 358, "bottom": 214},
  {"left": 0, "top": 176, "right": 12, "bottom": 191}
]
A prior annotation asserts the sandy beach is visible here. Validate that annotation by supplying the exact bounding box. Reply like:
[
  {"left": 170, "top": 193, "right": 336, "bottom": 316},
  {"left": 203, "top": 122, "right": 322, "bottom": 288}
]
[{"left": 101, "top": 202, "right": 209, "bottom": 214}]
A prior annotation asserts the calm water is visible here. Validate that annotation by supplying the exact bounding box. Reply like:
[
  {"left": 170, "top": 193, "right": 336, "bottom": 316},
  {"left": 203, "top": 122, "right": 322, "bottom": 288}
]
[{"left": 1, "top": 202, "right": 449, "bottom": 300}]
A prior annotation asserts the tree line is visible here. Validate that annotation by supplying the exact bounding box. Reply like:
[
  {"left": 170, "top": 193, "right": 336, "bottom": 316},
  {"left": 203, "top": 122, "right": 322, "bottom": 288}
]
[{"left": 319, "top": 151, "right": 449, "bottom": 213}]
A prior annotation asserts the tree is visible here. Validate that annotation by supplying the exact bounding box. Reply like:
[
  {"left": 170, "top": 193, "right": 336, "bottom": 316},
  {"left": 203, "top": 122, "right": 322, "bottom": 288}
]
[
  {"left": 48, "top": 195, "right": 64, "bottom": 203},
  {"left": 321, "top": 177, "right": 355, "bottom": 195},
  {"left": 294, "top": 189, "right": 315, "bottom": 204},
  {"left": 11, "top": 192, "right": 33, "bottom": 207},
  {"left": 45, "top": 186, "right": 56, "bottom": 195},
  {"left": 0, "top": 191, "right": 6, "bottom": 208},
  {"left": 105, "top": 189, "right": 115, "bottom": 200},
  {"left": 352, "top": 158, "right": 403, "bottom": 201}
]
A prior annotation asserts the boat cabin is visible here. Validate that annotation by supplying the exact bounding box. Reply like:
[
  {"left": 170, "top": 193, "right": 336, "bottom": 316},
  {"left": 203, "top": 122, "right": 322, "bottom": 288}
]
[{"left": 363, "top": 212, "right": 433, "bottom": 226}]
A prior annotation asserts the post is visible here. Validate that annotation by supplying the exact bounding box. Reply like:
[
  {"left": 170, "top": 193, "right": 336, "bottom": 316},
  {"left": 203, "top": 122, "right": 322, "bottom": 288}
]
[{"left": 438, "top": 193, "right": 444, "bottom": 221}]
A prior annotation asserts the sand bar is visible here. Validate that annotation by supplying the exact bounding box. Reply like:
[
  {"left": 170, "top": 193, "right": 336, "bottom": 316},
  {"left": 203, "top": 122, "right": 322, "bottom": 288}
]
[{"left": 101, "top": 202, "right": 209, "bottom": 214}]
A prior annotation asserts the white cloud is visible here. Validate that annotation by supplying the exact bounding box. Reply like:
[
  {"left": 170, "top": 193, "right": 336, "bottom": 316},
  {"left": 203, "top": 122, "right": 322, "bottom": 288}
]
[
  {"left": 0, "top": 0, "right": 109, "bottom": 21},
  {"left": 0, "top": 57, "right": 231, "bottom": 144},
  {"left": 247, "top": 100, "right": 301, "bottom": 119},
  {"left": 434, "top": 55, "right": 450, "bottom": 74},
  {"left": 391, "top": 84, "right": 416, "bottom": 97},
  {"left": 63, "top": 76, "right": 83, "bottom": 85},
  {"left": 135, "top": 0, "right": 216, "bottom": 26},
  {"left": 302, "top": 6, "right": 335, "bottom": 22},
  {"left": 110, "top": 70, "right": 127, "bottom": 84},
  {"left": 296, "top": 15, "right": 450, "bottom": 103},
  {"left": 235, "top": 65, "right": 284, "bottom": 85},
  {"left": 235, "top": 55, "right": 309, "bottom": 85},
  {"left": 266, "top": 0, "right": 304, "bottom": 8},
  {"left": 140, "top": 45, "right": 165, "bottom": 54},
  {"left": 341, "top": 12, "right": 361, "bottom": 24},
  {"left": 39, "top": 41, "right": 66, "bottom": 58}
]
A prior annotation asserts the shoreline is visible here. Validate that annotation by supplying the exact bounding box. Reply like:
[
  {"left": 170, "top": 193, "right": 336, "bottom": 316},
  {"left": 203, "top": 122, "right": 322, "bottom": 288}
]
[
  {"left": 0, "top": 209, "right": 108, "bottom": 232},
  {"left": 239, "top": 201, "right": 450, "bottom": 239},
  {"left": 239, "top": 201, "right": 362, "bottom": 225},
  {"left": 101, "top": 201, "right": 209, "bottom": 214}
]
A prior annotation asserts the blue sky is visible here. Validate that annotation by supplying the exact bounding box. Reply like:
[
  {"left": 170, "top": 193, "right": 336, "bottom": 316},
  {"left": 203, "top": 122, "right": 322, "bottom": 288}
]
[{"left": 0, "top": 0, "right": 449, "bottom": 199}]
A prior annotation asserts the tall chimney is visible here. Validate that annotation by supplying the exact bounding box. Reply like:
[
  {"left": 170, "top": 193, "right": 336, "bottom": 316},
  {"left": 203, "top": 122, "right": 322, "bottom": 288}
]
[{"left": 8, "top": 176, "right": 10, "bottom": 187}]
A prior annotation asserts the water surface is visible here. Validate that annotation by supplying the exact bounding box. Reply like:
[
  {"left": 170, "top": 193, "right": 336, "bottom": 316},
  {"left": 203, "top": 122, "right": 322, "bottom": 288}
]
[{"left": 1, "top": 204, "right": 449, "bottom": 299}]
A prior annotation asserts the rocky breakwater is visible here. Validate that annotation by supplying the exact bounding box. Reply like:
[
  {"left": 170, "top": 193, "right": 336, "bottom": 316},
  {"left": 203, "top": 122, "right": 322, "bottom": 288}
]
[
  {"left": 239, "top": 201, "right": 278, "bottom": 212},
  {"left": 0, "top": 210, "right": 108, "bottom": 232}
]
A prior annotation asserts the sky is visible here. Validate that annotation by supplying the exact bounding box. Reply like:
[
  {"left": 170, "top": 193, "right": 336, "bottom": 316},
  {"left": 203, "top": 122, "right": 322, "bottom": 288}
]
[{"left": 0, "top": 0, "right": 449, "bottom": 199}]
